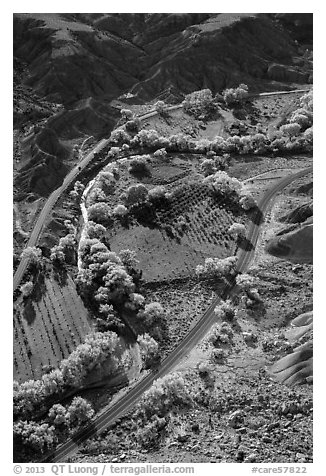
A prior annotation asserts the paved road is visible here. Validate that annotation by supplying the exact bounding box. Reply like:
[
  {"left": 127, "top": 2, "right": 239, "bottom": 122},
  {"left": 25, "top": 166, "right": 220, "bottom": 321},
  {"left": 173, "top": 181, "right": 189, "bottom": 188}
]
[
  {"left": 42, "top": 165, "right": 312, "bottom": 463},
  {"left": 13, "top": 138, "right": 110, "bottom": 291},
  {"left": 13, "top": 103, "right": 178, "bottom": 291},
  {"left": 14, "top": 86, "right": 311, "bottom": 292}
]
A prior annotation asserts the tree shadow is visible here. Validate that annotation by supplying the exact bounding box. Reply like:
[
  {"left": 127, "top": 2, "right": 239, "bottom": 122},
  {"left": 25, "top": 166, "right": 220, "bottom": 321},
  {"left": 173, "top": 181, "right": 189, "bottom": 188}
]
[
  {"left": 246, "top": 300, "right": 267, "bottom": 321},
  {"left": 31, "top": 271, "right": 46, "bottom": 303},
  {"left": 237, "top": 237, "right": 254, "bottom": 251},
  {"left": 53, "top": 265, "right": 69, "bottom": 286},
  {"left": 71, "top": 420, "right": 99, "bottom": 447},
  {"left": 23, "top": 298, "right": 36, "bottom": 325},
  {"left": 248, "top": 207, "right": 264, "bottom": 225}
]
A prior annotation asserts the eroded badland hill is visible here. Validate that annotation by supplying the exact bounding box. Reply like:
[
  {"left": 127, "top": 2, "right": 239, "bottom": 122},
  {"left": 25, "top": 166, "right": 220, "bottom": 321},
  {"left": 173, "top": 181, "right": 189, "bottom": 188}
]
[{"left": 13, "top": 13, "right": 313, "bottom": 465}]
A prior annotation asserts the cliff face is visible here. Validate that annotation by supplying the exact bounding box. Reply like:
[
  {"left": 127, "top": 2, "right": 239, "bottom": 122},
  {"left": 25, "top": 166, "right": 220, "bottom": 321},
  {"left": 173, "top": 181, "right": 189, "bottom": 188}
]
[{"left": 13, "top": 13, "right": 312, "bottom": 198}]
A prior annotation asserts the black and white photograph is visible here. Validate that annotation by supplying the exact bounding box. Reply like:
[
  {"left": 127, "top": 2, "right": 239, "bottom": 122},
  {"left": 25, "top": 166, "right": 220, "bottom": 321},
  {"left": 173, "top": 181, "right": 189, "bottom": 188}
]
[{"left": 11, "top": 6, "right": 315, "bottom": 471}]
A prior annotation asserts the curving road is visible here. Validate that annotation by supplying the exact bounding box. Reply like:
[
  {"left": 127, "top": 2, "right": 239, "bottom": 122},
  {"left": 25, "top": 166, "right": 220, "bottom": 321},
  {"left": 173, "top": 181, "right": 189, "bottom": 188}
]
[
  {"left": 42, "top": 165, "right": 312, "bottom": 463},
  {"left": 13, "top": 138, "right": 110, "bottom": 292},
  {"left": 13, "top": 87, "right": 311, "bottom": 293}
]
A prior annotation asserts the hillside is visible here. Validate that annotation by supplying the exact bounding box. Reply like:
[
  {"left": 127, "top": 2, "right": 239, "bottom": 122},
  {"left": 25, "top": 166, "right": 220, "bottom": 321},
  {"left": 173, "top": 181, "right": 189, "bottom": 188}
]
[
  {"left": 13, "top": 13, "right": 313, "bottom": 466},
  {"left": 13, "top": 13, "right": 312, "bottom": 199}
]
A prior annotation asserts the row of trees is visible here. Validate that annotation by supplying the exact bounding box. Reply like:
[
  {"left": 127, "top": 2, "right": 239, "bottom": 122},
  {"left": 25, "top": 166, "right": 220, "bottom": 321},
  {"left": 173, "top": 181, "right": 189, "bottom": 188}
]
[
  {"left": 14, "top": 330, "right": 120, "bottom": 419},
  {"left": 77, "top": 238, "right": 165, "bottom": 346},
  {"left": 14, "top": 396, "right": 94, "bottom": 454},
  {"left": 107, "top": 88, "right": 312, "bottom": 166},
  {"left": 123, "top": 126, "right": 311, "bottom": 156},
  {"left": 103, "top": 121, "right": 311, "bottom": 178}
]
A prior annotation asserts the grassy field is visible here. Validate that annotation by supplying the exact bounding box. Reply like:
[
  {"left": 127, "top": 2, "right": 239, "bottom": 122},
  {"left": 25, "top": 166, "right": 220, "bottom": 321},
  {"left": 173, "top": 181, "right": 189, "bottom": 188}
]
[
  {"left": 95, "top": 154, "right": 247, "bottom": 284},
  {"left": 13, "top": 271, "right": 93, "bottom": 383}
]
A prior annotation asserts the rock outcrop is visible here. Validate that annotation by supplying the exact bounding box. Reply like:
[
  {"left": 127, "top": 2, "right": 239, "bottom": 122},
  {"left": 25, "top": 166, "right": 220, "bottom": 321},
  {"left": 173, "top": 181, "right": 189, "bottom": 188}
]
[{"left": 265, "top": 220, "right": 313, "bottom": 264}]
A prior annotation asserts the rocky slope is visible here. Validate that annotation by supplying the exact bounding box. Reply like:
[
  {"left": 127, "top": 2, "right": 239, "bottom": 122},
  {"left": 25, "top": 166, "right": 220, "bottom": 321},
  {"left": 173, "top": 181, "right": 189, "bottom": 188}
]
[{"left": 13, "top": 13, "right": 312, "bottom": 199}]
